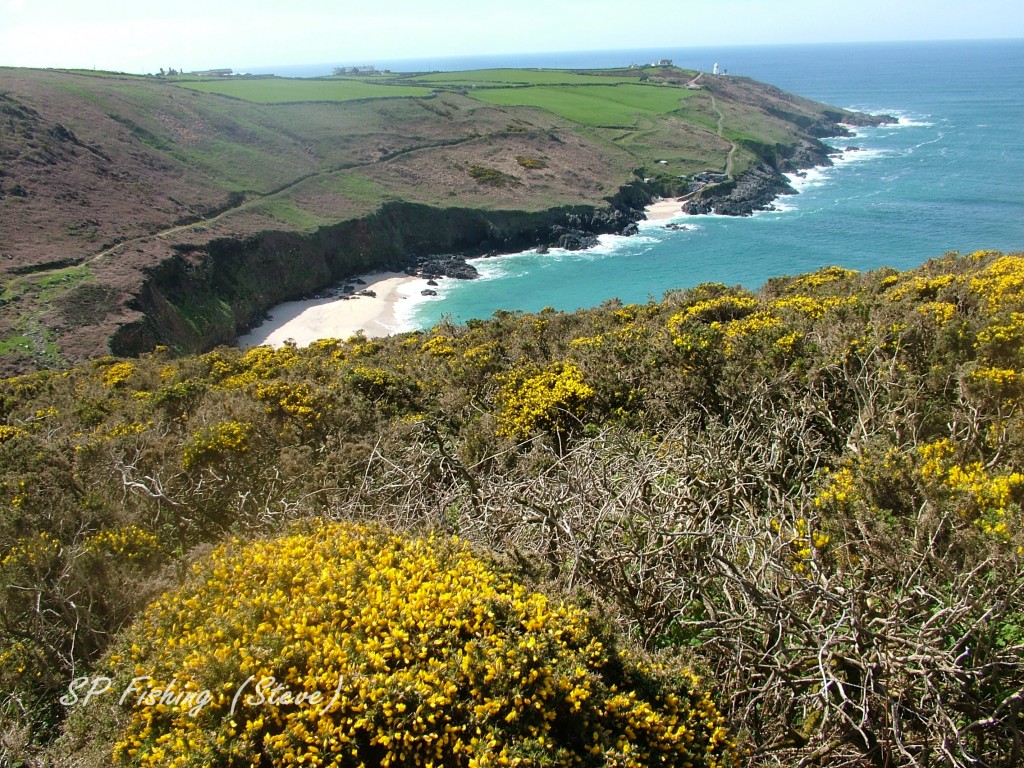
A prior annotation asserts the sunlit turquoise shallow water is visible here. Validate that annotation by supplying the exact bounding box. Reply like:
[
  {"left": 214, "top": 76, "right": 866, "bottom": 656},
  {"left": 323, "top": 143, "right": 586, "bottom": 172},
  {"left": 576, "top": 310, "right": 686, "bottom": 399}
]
[{"left": 265, "top": 40, "right": 1024, "bottom": 331}]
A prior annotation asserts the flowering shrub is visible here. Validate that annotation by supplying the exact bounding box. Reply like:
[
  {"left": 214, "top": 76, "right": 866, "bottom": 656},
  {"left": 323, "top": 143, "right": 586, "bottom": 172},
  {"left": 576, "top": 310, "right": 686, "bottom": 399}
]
[
  {"left": 917, "top": 438, "right": 1024, "bottom": 538},
  {"left": 101, "top": 362, "right": 138, "bottom": 388},
  {"left": 346, "top": 365, "right": 404, "bottom": 401},
  {"left": 98, "top": 524, "right": 734, "bottom": 767},
  {"left": 970, "top": 254, "right": 1024, "bottom": 313},
  {"left": 6, "top": 251, "right": 1024, "bottom": 765},
  {"left": 714, "top": 310, "right": 782, "bottom": 355},
  {"left": 0, "top": 424, "right": 26, "bottom": 443},
  {"left": 181, "top": 420, "right": 254, "bottom": 471},
  {"left": 497, "top": 363, "right": 595, "bottom": 440},
  {"left": 82, "top": 525, "right": 163, "bottom": 564},
  {"left": 676, "top": 295, "right": 756, "bottom": 325},
  {"left": 885, "top": 273, "right": 961, "bottom": 301},
  {"left": 1, "top": 530, "right": 61, "bottom": 570},
  {"left": 769, "top": 516, "right": 830, "bottom": 575},
  {"left": 254, "top": 381, "right": 321, "bottom": 429},
  {"left": 791, "top": 265, "right": 858, "bottom": 289},
  {"left": 768, "top": 294, "right": 859, "bottom": 320},
  {"left": 420, "top": 335, "right": 458, "bottom": 357}
]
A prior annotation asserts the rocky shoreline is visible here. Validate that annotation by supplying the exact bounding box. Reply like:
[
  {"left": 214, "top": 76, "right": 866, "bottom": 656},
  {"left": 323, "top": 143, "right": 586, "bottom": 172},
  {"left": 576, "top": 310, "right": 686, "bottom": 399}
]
[
  {"left": 679, "top": 162, "right": 800, "bottom": 217},
  {"left": 410, "top": 204, "right": 646, "bottom": 281},
  {"left": 415, "top": 112, "right": 900, "bottom": 279},
  {"left": 679, "top": 114, "right": 897, "bottom": 217}
]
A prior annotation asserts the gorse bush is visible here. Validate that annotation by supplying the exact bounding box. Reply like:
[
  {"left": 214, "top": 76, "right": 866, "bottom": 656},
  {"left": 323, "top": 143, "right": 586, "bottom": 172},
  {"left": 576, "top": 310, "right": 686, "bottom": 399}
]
[
  {"left": 71, "top": 523, "right": 733, "bottom": 768},
  {"left": 497, "top": 362, "right": 595, "bottom": 442},
  {"left": 468, "top": 166, "right": 520, "bottom": 187}
]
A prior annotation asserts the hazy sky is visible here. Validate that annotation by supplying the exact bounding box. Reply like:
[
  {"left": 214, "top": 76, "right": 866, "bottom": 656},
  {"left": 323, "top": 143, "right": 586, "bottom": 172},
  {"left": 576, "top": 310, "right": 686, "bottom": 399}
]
[{"left": 2, "top": 0, "right": 1022, "bottom": 73}]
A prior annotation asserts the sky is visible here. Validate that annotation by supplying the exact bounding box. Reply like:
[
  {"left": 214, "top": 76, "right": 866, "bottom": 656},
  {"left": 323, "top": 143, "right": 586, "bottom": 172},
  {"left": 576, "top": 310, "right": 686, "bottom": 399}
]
[{"left": 1, "top": 0, "right": 1022, "bottom": 74}]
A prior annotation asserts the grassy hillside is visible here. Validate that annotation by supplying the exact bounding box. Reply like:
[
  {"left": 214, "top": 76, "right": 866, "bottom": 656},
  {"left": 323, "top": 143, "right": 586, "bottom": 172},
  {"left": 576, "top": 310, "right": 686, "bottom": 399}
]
[
  {"left": 2, "top": 251, "right": 1022, "bottom": 766},
  {"left": 1, "top": 65, "right": 874, "bottom": 372}
]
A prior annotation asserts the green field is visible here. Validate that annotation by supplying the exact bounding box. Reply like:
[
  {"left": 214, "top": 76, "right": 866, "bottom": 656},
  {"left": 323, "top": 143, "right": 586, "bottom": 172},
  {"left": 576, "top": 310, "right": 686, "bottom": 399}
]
[
  {"left": 178, "top": 77, "right": 429, "bottom": 103},
  {"left": 411, "top": 68, "right": 643, "bottom": 87},
  {"left": 468, "top": 83, "right": 695, "bottom": 127}
]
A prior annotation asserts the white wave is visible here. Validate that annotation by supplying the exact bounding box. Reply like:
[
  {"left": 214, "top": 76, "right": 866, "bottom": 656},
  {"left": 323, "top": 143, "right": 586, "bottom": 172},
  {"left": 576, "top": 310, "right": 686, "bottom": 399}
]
[
  {"left": 843, "top": 109, "right": 934, "bottom": 129},
  {"left": 391, "top": 278, "right": 447, "bottom": 329},
  {"left": 664, "top": 210, "right": 736, "bottom": 223},
  {"left": 786, "top": 166, "right": 832, "bottom": 192},
  {"left": 770, "top": 198, "right": 799, "bottom": 213},
  {"left": 592, "top": 232, "right": 658, "bottom": 252},
  {"left": 885, "top": 111, "right": 935, "bottom": 128},
  {"left": 909, "top": 132, "right": 945, "bottom": 151},
  {"left": 897, "top": 117, "right": 935, "bottom": 128},
  {"left": 638, "top": 212, "right": 689, "bottom": 230},
  {"left": 469, "top": 256, "right": 521, "bottom": 280},
  {"left": 832, "top": 147, "right": 890, "bottom": 165}
]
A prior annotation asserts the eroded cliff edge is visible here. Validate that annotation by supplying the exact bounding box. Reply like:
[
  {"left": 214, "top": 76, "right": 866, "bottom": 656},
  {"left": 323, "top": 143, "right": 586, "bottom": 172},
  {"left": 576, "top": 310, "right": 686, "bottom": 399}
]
[{"left": 109, "top": 188, "right": 651, "bottom": 356}]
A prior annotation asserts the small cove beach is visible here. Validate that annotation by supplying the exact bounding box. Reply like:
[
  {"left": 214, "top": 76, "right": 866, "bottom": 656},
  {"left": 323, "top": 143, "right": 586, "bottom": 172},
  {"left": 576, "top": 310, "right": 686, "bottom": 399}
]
[
  {"left": 237, "top": 272, "right": 427, "bottom": 348},
  {"left": 236, "top": 198, "right": 685, "bottom": 348}
]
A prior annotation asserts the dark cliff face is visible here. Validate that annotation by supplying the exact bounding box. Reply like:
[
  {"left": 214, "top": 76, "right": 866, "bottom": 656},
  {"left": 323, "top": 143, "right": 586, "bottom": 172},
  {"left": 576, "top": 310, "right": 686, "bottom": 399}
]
[{"left": 109, "top": 191, "right": 651, "bottom": 357}]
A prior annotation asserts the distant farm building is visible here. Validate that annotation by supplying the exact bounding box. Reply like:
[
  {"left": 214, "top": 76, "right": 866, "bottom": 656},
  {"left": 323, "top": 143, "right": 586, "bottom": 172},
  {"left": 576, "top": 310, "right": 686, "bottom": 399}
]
[
  {"left": 653, "top": 58, "right": 673, "bottom": 67},
  {"left": 191, "top": 68, "right": 233, "bottom": 77},
  {"left": 334, "top": 66, "right": 378, "bottom": 75}
]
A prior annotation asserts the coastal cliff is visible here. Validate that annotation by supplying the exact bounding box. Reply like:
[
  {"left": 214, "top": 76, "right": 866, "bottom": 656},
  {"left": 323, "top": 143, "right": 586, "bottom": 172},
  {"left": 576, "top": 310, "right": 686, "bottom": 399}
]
[
  {"left": 109, "top": 194, "right": 648, "bottom": 356},
  {"left": 680, "top": 105, "right": 896, "bottom": 216},
  {"left": 0, "top": 65, "right": 894, "bottom": 370}
]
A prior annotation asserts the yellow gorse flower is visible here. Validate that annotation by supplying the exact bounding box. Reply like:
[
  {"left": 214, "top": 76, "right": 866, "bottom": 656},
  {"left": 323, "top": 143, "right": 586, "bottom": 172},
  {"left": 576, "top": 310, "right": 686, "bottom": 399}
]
[
  {"left": 101, "top": 362, "right": 138, "bottom": 388},
  {"left": 105, "top": 524, "right": 733, "bottom": 767},
  {"left": 181, "top": 420, "right": 254, "bottom": 471},
  {"left": 497, "top": 363, "right": 595, "bottom": 440}
]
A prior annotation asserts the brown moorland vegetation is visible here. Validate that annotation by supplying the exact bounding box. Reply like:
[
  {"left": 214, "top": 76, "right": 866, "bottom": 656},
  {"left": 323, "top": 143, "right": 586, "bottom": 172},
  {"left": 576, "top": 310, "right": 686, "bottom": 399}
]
[{"left": 1, "top": 251, "right": 1022, "bottom": 766}]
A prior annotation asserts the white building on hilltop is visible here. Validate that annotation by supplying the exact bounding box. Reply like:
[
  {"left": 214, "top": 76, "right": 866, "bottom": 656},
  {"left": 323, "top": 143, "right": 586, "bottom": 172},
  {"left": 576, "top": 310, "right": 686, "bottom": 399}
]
[{"left": 713, "top": 62, "right": 720, "bottom": 76}]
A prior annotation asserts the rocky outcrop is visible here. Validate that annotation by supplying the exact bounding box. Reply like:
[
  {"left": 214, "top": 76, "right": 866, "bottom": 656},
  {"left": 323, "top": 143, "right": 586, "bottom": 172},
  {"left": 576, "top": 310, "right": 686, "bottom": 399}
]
[
  {"left": 541, "top": 205, "right": 644, "bottom": 251},
  {"left": 679, "top": 110, "right": 894, "bottom": 218},
  {"left": 820, "top": 109, "right": 897, "bottom": 129},
  {"left": 416, "top": 254, "right": 479, "bottom": 280},
  {"left": 681, "top": 163, "right": 797, "bottom": 217}
]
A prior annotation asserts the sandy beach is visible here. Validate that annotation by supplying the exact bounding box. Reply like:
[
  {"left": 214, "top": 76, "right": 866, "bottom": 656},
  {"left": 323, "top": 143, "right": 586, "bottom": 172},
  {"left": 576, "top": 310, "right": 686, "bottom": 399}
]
[
  {"left": 237, "top": 272, "right": 431, "bottom": 349},
  {"left": 644, "top": 197, "right": 687, "bottom": 221}
]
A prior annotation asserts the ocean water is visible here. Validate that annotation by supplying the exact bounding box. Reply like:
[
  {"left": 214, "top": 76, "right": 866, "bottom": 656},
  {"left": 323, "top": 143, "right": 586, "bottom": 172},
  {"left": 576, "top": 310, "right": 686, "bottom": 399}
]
[
  {"left": 255, "top": 40, "right": 1024, "bottom": 331},
  {"left": 393, "top": 40, "right": 1024, "bottom": 330}
]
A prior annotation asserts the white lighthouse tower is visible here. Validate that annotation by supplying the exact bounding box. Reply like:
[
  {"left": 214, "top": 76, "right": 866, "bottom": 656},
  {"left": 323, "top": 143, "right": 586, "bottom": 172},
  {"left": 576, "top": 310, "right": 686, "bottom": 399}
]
[{"left": 713, "top": 62, "right": 720, "bottom": 76}]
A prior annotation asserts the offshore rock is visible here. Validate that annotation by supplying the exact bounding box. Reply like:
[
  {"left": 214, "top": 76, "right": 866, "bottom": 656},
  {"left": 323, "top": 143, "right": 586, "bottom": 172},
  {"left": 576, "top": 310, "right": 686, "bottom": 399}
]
[
  {"left": 552, "top": 227, "right": 601, "bottom": 251},
  {"left": 416, "top": 254, "right": 479, "bottom": 280}
]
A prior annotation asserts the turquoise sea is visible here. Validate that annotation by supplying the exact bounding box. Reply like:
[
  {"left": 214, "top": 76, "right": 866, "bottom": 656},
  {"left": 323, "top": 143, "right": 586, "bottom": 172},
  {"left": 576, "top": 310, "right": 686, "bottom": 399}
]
[{"left": 262, "top": 40, "right": 1024, "bottom": 330}]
